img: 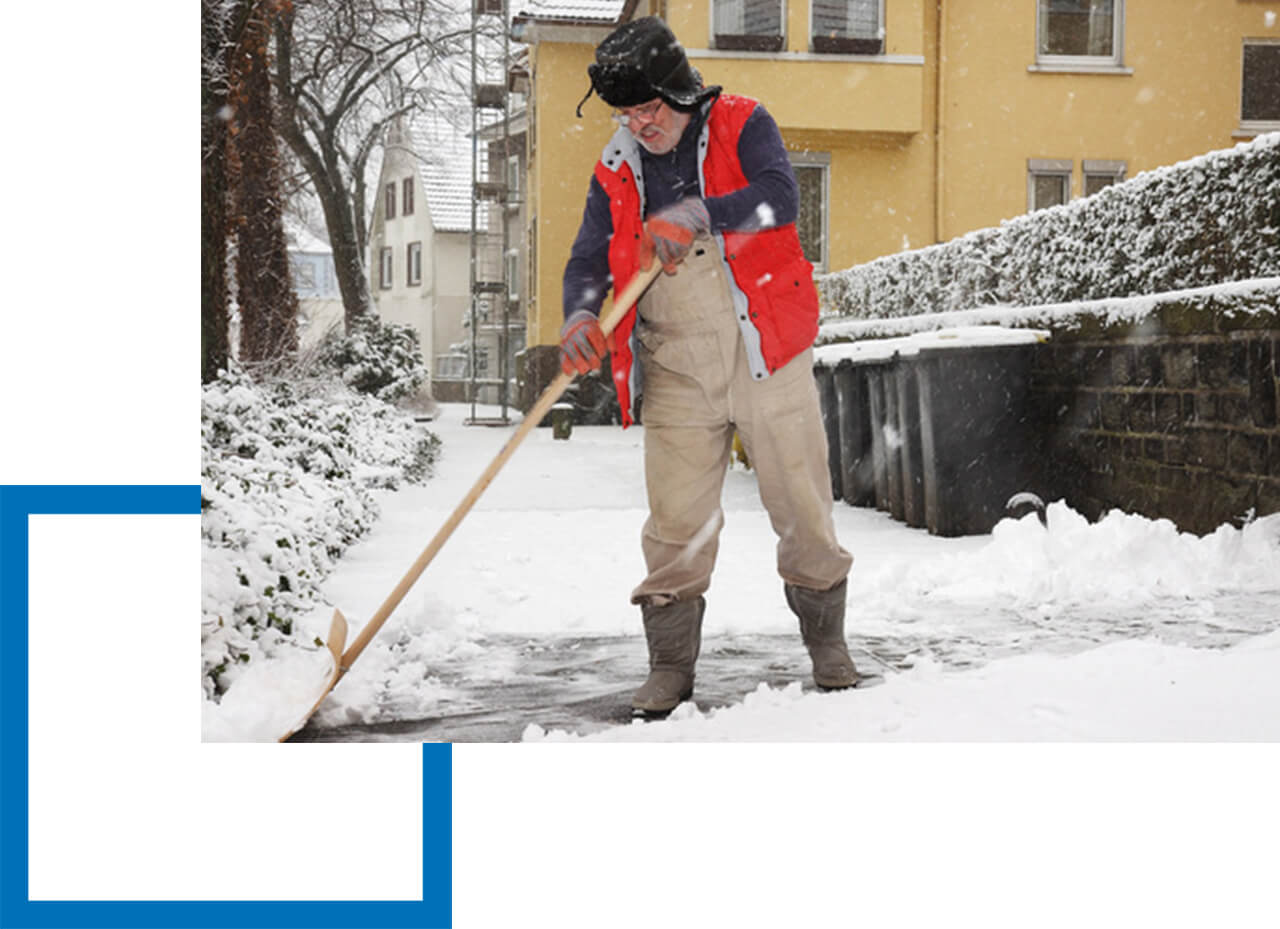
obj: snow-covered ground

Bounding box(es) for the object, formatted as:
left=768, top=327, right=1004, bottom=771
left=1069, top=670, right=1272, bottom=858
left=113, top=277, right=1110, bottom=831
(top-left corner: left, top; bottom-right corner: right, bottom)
left=203, top=402, right=1280, bottom=743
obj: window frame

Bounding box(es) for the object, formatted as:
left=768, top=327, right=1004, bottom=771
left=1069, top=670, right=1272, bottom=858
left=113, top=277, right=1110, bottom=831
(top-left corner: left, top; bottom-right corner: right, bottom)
left=402, top=177, right=415, bottom=216
left=711, top=0, right=786, bottom=52
left=384, top=182, right=396, bottom=220
left=506, top=154, right=521, bottom=209
left=291, top=256, right=318, bottom=293
left=1241, top=39, right=1280, bottom=133
left=1027, top=158, right=1073, bottom=212
left=810, top=0, right=884, bottom=55
left=379, top=246, right=393, bottom=289
left=789, top=151, right=830, bottom=273
left=407, top=241, right=422, bottom=286
left=1034, top=0, right=1125, bottom=71
left=1082, top=159, right=1126, bottom=197
left=505, top=249, right=519, bottom=302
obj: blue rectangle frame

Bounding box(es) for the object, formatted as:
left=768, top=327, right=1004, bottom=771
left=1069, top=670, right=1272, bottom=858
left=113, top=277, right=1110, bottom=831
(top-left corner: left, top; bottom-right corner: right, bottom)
left=0, top=486, right=452, bottom=929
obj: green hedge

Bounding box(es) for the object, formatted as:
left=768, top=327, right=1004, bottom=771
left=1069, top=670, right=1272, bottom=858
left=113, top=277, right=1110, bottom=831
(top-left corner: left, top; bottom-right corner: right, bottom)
left=818, top=133, right=1280, bottom=320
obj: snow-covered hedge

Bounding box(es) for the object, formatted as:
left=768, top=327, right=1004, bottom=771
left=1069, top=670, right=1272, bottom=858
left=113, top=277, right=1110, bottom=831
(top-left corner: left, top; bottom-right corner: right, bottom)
left=818, top=133, right=1280, bottom=320
left=201, top=367, right=441, bottom=698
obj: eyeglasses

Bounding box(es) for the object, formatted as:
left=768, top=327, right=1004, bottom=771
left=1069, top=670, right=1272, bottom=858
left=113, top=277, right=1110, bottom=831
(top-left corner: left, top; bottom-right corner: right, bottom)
left=612, top=99, right=664, bottom=127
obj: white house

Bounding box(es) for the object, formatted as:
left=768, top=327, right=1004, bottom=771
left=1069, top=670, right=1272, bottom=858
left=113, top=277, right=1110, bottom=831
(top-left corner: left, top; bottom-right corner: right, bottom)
left=287, top=222, right=343, bottom=350
left=367, top=121, right=476, bottom=402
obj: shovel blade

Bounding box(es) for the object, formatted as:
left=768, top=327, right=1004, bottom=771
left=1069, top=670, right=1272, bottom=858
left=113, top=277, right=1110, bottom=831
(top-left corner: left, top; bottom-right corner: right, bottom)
left=277, top=608, right=349, bottom=743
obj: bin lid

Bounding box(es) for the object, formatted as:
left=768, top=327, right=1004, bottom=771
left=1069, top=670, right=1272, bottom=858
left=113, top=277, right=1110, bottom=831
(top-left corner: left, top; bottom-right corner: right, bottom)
left=814, top=325, right=1049, bottom=368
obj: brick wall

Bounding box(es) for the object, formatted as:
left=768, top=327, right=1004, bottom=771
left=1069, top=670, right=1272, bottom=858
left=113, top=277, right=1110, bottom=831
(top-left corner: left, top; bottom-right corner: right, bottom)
left=1031, top=296, right=1279, bottom=534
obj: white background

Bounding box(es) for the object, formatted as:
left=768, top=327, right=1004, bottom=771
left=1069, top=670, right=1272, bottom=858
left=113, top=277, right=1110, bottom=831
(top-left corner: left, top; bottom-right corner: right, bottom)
left=25, top=514, right=424, bottom=901
left=2, top=3, right=1271, bottom=926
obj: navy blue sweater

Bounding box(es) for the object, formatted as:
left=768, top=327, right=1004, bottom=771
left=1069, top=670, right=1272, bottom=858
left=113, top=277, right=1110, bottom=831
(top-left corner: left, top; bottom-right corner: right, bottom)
left=562, top=101, right=798, bottom=320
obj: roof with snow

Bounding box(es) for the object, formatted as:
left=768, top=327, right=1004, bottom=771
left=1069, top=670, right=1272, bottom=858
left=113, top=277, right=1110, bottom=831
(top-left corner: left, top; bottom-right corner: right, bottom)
left=512, top=0, right=625, bottom=23
left=395, top=121, right=487, bottom=234
left=417, top=133, right=475, bottom=233
left=285, top=220, right=332, bottom=254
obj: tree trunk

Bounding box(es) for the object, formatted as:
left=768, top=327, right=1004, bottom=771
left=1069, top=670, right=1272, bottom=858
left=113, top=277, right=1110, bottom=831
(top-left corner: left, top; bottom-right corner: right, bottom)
left=232, top=1, right=299, bottom=370
left=201, top=0, right=232, bottom=384
left=314, top=166, right=373, bottom=333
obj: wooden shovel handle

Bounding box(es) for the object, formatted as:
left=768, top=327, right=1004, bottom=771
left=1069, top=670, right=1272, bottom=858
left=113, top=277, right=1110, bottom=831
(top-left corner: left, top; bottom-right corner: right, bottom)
left=337, top=261, right=662, bottom=675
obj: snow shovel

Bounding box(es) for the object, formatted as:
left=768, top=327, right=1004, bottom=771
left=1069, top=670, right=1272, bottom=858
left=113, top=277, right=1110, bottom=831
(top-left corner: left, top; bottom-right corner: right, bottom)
left=278, top=260, right=662, bottom=741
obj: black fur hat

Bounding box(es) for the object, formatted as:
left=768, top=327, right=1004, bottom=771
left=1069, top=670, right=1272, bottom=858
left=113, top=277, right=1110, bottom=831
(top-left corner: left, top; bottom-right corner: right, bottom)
left=578, top=17, right=720, bottom=116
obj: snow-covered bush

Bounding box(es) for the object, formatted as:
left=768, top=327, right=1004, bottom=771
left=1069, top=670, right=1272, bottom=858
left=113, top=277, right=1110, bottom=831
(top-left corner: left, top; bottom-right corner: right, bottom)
left=201, top=367, right=441, bottom=698
left=819, top=132, right=1280, bottom=320
left=316, top=314, right=428, bottom=403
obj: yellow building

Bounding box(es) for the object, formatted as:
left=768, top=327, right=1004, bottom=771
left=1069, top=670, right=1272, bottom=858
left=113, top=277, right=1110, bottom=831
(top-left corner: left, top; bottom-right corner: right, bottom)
left=512, top=0, right=1279, bottom=386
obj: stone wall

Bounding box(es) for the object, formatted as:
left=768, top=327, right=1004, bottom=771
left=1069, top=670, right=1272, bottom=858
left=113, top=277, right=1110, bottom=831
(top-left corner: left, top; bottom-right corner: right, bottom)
left=1030, top=295, right=1279, bottom=534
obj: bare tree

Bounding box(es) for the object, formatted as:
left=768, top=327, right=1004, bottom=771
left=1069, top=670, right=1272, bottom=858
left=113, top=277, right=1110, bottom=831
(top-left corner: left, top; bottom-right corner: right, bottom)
left=272, top=0, right=470, bottom=332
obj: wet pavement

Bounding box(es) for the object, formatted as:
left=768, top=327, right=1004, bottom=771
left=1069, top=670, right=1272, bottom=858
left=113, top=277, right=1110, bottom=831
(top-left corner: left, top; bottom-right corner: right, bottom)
left=290, top=590, right=1279, bottom=742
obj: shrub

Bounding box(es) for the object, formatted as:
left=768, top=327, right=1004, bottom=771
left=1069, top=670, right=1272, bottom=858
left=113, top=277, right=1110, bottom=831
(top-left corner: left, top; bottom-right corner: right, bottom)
left=317, top=314, right=428, bottom=403
left=200, top=366, right=441, bottom=698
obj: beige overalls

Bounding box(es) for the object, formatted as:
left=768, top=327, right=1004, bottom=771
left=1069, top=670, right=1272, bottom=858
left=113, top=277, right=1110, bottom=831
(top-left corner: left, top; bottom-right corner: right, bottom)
left=628, top=238, right=853, bottom=605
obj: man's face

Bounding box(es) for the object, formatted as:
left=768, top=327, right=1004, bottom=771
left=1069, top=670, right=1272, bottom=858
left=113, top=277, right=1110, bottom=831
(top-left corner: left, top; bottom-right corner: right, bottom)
left=615, top=98, right=691, bottom=155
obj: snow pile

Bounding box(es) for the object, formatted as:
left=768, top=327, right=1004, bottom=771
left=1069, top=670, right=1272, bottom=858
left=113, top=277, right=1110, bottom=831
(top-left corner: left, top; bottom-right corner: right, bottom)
left=851, top=503, right=1280, bottom=615
left=200, top=367, right=440, bottom=700
left=818, top=132, right=1280, bottom=320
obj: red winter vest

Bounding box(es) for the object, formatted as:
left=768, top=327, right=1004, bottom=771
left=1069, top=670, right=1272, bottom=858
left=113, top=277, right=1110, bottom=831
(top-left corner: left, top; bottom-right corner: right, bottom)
left=594, top=93, right=819, bottom=427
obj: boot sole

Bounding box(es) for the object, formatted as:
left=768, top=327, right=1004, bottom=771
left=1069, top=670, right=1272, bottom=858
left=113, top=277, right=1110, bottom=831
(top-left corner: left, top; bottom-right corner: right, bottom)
left=630, top=690, right=693, bottom=718
left=815, top=674, right=863, bottom=691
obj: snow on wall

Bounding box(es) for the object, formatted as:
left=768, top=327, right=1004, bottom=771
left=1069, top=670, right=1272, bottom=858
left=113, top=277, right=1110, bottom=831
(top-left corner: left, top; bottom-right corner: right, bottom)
left=817, top=133, right=1280, bottom=321
left=816, top=277, right=1280, bottom=349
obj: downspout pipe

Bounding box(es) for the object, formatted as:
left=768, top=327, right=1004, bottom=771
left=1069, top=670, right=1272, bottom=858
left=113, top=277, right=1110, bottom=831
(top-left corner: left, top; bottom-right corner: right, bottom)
left=934, top=0, right=946, bottom=244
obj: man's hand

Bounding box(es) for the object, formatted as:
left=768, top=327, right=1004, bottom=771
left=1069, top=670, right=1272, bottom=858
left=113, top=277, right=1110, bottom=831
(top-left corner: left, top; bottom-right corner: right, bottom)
left=642, top=197, right=711, bottom=274
left=559, top=309, right=614, bottom=376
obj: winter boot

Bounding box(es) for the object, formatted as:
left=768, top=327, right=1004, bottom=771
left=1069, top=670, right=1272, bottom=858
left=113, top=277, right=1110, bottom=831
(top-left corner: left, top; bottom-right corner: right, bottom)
left=784, top=579, right=860, bottom=690
left=632, top=596, right=705, bottom=715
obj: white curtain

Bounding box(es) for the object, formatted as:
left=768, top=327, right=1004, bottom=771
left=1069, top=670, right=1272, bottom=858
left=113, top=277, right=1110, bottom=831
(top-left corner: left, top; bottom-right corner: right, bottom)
left=813, top=0, right=879, bottom=40
left=1087, top=0, right=1114, bottom=56
left=714, top=0, right=782, bottom=36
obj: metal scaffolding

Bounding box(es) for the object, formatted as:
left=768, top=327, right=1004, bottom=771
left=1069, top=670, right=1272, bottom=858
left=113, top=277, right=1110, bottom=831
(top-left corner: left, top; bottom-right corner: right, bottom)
left=467, top=0, right=519, bottom=426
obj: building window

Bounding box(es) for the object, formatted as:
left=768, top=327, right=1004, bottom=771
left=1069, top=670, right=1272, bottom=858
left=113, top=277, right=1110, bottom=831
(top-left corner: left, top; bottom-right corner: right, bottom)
left=1028, top=158, right=1072, bottom=211
left=291, top=257, right=317, bottom=292
left=1036, top=0, right=1123, bottom=68
left=402, top=177, right=414, bottom=216
left=1242, top=40, right=1280, bottom=131
left=379, top=247, right=393, bottom=288
left=407, top=241, right=422, bottom=286
left=812, top=0, right=883, bottom=55
left=506, top=154, right=521, bottom=205
left=385, top=183, right=396, bottom=220
left=790, top=152, right=829, bottom=272
left=1082, top=159, right=1125, bottom=196
left=505, top=249, right=519, bottom=301
left=713, top=0, right=784, bottom=52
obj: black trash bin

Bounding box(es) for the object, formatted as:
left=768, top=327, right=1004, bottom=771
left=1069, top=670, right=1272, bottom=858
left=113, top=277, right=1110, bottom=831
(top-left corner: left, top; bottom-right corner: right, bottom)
left=894, top=354, right=926, bottom=528
left=831, top=359, right=875, bottom=506
left=813, top=362, right=843, bottom=501
left=916, top=342, right=1039, bottom=536
left=864, top=356, right=901, bottom=516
